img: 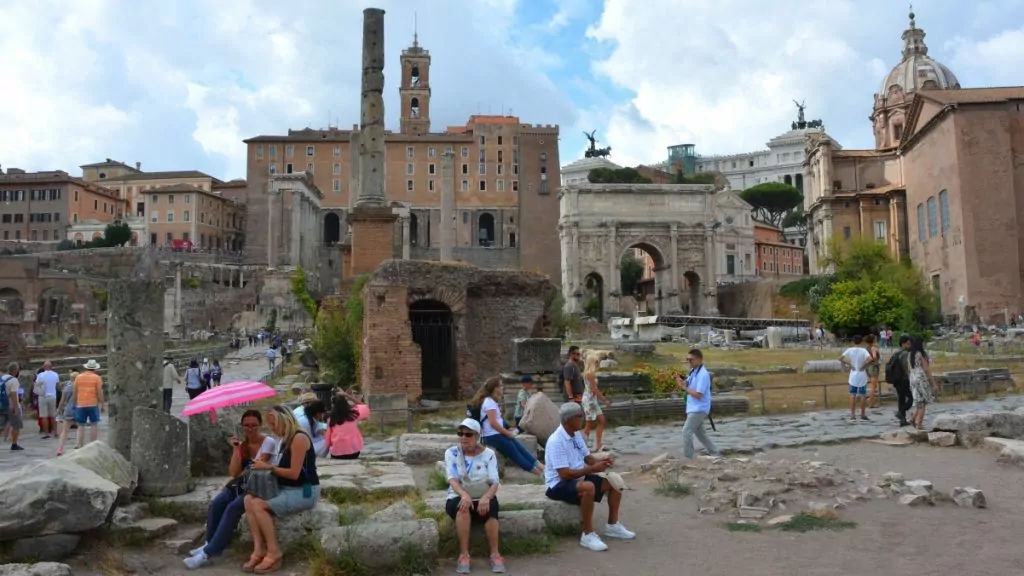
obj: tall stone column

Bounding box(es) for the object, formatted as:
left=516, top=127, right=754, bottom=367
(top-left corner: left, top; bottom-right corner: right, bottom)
left=173, top=264, right=182, bottom=327
left=704, top=230, right=719, bottom=316
left=107, top=278, right=165, bottom=460
left=670, top=223, right=679, bottom=292
left=401, top=214, right=411, bottom=259
left=291, top=191, right=302, bottom=266
left=266, top=185, right=276, bottom=267
left=440, top=151, right=455, bottom=261
left=348, top=130, right=361, bottom=210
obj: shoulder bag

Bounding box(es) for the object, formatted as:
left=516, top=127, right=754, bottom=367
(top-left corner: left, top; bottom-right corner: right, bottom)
left=457, top=448, right=492, bottom=500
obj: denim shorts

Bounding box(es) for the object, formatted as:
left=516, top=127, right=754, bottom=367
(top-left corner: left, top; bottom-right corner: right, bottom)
left=266, top=485, right=320, bottom=517
left=545, top=474, right=606, bottom=506
left=849, top=385, right=867, bottom=397
left=75, top=406, right=101, bottom=425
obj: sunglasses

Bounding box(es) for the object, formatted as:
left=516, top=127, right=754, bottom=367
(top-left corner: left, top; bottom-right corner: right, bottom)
left=456, top=431, right=477, bottom=438
left=241, top=423, right=260, bottom=429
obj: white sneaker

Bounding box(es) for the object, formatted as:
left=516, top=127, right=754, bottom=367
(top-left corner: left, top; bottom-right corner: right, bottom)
left=184, top=552, right=209, bottom=569
left=580, top=532, right=609, bottom=551
left=190, top=543, right=208, bottom=557
left=604, top=523, right=637, bottom=540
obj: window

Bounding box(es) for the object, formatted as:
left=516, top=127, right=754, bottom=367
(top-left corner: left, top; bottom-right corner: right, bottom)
left=497, top=164, right=503, bottom=175
left=842, top=226, right=851, bottom=240
left=94, top=200, right=98, bottom=210
left=306, top=146, right=315, bottom=157
left=286, top=163, right=293, bottom=174
left=167, top=211, right=175, bottom=223
left=917, top=203, right=926, bottom=242
left=428, top=163, right=436, bottom=175
left=479, top=180, right=487, bottom=191
left=72, top=213, right=78, bottom=223
left=462, top=211, right=469, bottom=223
left=497, top=180, right=505, bottom=192
left=894, top=124, right=904, bottom=141
left=833, top=180, right=842, bottom=190
left=428, top=147, right=436, bottom=157
left=306, top=163, right=314, bottom=173
left=513, top=164, right=519, bottom=175
left=168, top=195, right=175, bottom=204
left=513, top=136, right=519, bottom=145
left=285, top=145, right=294, bottom=157
left=183, top=210, right=191, bottom=222
left=462, top=164, right=469, bottom=175
left=512, top=181, right=519, bottom=192
left=497, top=136, right=503, bottom=145
left=461, top=180, right=469, bottom=191
left=479, top=149, right=486, bottom=162
left=333, top=179, right=341, bottom=192
left=497, top=150, right=503, bottom=163
left=406, top=146, right=414, bottom=158
left=874, top=220, right=887, bottom=242
left=478, top=164, right=486, bottom=175
left=166, top=232, right=173, bottom=244
left=151, top=211, right=158, bottom=223
left=461, top=147, right=469, bottom=158
left=428, top=180, right=435, bottom=192
left=927, top=196, right=938, bottom=237
left=480, top=136, right=486, bottom=145
left=270, top=145, right=277, bottom=158
left=74, top=190, right=79, bottom=202
left=407, top=180, right=414, bottom=191
left=445, top=146, right=453, bottom=154
left=255, top=145, right=263, bottom=160
left=727, top=254, right=736, bottom=275
left=333, top=146, right=341, bottom=157
left=269, top=163, right=277, bottom=174
left=333, top=163, right=341, bottom=175
left=406, top=163, right=414, bottom=175
left=938, top=189, right=950, bottom=233
left=185, top=194, right=191, bottom=204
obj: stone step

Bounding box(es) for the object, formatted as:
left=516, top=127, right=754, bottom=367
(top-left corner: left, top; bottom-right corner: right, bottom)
left=110, top=517, right=180, bottom=542
left=399, top=433, right=538, bottom=466
left=160, top=525, right=207, bottom=555
left=423, top=483, right=580, bottom=533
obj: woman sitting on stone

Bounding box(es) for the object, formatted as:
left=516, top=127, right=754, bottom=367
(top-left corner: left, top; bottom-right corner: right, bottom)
left=470, top=377, right=544, bottom=476
left=185, top=410, right=277, bottom=570
left=325, top=389, right=370, bottom=459
left=242, top=406, right=321, bottom=574
left=445, top=418, right=505, bottom=574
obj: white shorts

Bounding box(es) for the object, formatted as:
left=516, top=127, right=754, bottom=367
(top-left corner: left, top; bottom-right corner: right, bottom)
left=38, top=396, right=58, bottom=418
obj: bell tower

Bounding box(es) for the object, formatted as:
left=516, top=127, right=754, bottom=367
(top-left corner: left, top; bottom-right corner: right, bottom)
left=399, top=25, right=431, bottom=135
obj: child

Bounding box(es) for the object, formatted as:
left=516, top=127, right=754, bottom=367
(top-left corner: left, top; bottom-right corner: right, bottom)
left=513, top=375, right=534, bottom=431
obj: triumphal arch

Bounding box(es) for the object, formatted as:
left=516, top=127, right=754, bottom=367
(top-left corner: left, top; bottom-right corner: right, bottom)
left=558, top=183, right=754, bottom=320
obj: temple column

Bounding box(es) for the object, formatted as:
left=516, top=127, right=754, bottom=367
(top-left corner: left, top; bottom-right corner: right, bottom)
left=670, top=223, right=679, bottom=292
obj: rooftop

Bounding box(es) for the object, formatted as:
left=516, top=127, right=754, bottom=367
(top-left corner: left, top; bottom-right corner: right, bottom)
left=917, top=86, right=1024, bottom=105
left=102, top=170, right=220, bottom=183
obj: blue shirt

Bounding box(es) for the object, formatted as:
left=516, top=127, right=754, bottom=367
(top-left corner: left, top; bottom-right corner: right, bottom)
left=686, top=364, right=712, bottom=414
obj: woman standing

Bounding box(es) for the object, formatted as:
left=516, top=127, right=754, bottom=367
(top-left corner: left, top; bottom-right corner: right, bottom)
left=325, top=389, right=370, bottom=460
left=864, top=335, right=881, bottom=408
left=185, top=360, right=204, bottom=400
left=185, top=410, right=276, bottom=569
left=581, top=354, right=612, bottom=451
left=54, top=371, right=79, bottom=456
left=444, top=418, right=505, bottom=574
left=242, top=406, right=320, bottom=573
left=470, top=377, right=544, bottom=476
left=904, top=337, right=935, bottom=430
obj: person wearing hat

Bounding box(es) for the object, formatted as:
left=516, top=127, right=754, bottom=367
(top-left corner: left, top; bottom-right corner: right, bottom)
left=72, top=359, right=105, bottom=449
left=444, top=418, right=505, bottom=574
left=544, top=403, right=635, bottom=552
left=162, top=356, right=182, bottom=414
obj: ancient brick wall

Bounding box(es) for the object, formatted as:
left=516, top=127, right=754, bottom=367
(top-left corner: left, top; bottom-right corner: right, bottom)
left=348, top=213, right=397, bottom=276
left=410, top=246, right=520, bottom=269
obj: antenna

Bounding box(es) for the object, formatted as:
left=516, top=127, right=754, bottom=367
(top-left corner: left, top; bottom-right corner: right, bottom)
left=413, top=12, right=419, bottom=47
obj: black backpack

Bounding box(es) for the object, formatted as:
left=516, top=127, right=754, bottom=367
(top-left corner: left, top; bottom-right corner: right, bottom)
left=885, top=350, right=906, bottom=384
left=466, top=403, right=483, bottom=423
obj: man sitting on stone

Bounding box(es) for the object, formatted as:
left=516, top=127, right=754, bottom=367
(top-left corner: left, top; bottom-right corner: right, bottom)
left=544, top=403, right=635, bottom=552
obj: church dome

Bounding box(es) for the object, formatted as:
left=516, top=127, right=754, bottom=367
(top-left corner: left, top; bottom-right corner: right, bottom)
left=877, top=11, right=961, bottom=97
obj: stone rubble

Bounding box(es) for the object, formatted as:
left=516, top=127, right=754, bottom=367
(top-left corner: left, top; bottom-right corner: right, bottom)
left=0, top=563, right=73, bottom=576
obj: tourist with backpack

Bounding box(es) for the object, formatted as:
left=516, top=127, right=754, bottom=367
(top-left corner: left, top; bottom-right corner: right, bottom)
left=468, top=377, right=545, bottom=477
left=886, top=335, right=914, bottom=426
left=0, top=362, right=24, bottom=451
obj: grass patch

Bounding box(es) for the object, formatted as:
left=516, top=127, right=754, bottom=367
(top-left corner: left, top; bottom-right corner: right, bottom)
left=145, top=499, right=205, bottom=524
left=426, top=469, right=450, bottom=491
left=654, top=478, right=692, bottom=498
left=725, top=522, right=762, bottom=533
left=776, top=513, right=856, bottom=533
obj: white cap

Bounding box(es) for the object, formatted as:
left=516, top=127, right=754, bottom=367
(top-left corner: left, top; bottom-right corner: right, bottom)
left=458, top=418, right=481, bottom=435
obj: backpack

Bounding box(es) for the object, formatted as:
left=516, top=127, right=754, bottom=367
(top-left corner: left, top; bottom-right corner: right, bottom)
left=466, top=403, right=483, bottom=423
left=0, top=375, right=11, bottom=410
left=884, top=350, right=906, bottom=384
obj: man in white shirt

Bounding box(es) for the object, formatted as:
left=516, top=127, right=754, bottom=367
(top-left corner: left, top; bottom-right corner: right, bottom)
left=34, top=361, right=60, bottom=438
left=544, top=403, right=635, bottom=552
left=840, top=335, right=871, bottom=422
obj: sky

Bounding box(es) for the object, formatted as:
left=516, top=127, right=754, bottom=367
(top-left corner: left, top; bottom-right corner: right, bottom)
left=2, top=0, right=1024, bottom=182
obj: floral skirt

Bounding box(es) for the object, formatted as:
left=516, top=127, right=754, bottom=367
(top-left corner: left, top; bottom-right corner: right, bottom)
left=910, top=371, right=934, bottom=407
left=582, top=392, right=603, bottom=421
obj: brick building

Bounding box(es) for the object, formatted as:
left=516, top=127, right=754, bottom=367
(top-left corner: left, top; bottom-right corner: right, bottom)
left=805, top=9, right=1024, bottom=322
left=0, top=168, right=121, bottom=243
left=243, top=33, right=561, bottom=283
left=754, top=221, right=804, bottom=277
left=144, top=184, right=245, bottom=250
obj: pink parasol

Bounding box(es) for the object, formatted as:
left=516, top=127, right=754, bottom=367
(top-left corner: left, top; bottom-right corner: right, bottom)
left=182, top=380, right=277, bottom=423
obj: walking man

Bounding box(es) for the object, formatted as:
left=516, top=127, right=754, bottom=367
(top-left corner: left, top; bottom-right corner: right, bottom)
left=72, top=359, right=106, bottom=448
left=677, top=348, right=723, bottom=459
left=840, top=335, right=871, bottom=422
left=889, top=335, right=914, bottom=426
left=0, top=362, right=25, bottom=451
left=34, top=361, right=60, bottom=438
left=265, top=346, right=277, bottom=372
left=544, top=403, right=636, bottom=551
left=562, top=346, right=585, bottom=403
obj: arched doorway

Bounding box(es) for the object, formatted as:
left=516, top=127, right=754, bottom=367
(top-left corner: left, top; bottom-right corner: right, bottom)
left=583, top=272, right=604, bottom=321
left=0, top=288, right=24, bottom=321
left=410, top=97, right=421, bottom=118
left=683, top=271, right=702, bottom=315
left=409, top=299, right=457, bottom=400
left=784, top=174, right=793, bottom=186
left=323, top=213, right=341, bottom=245
left=410, top=214, right=419, bottom=247
left=620, top=242, right=665, bottom=315
left=794, top=173, right=804, bottom=193
left=478, top=213, right=495, bottom=246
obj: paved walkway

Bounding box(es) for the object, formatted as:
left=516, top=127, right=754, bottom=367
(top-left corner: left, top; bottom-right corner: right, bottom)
left=0, top=349, right=273, bottom=469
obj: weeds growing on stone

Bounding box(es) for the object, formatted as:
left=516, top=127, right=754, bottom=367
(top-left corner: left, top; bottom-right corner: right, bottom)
left=654, top=477, right=692, bottom=498
left=426, top=468, right=450, bottom=491
left=725, top=522, right=762, bottom=533
left=777, top=513, right=856, bottom=533
left=145, top=498, right=205, bottom=524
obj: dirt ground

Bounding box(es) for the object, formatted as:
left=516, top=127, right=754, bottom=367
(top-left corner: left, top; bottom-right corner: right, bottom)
left=508, top=442, right=1024, bottom=576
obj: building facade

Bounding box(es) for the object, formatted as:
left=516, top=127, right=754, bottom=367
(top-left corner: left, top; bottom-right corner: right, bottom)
left=142, top=184, right=246, bottom=250
left=805, top=9, right=1024, bottom=323
left=0, top=168, right=122, bottom=243
left=754, top=221, right=805, bottom=277
left=243, top=34, right=561, bottom=283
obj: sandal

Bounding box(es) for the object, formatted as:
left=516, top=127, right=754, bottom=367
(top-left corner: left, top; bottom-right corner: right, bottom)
left=242, top=554, right=265, bottom=573
left=254, top=556, right=282, bottom=574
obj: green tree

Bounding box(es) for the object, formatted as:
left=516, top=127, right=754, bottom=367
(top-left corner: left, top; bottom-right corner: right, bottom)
left=587, top=167, right=653, bottom=184
left=313, top=275, right=370, bottom=387
left=740, top=182, right=803, bottom=228
left=290, top=267, right=318, bottom=322
left=264, top=308, right=278, bottom=333
left=620, top=252, right=645, bottom=296
left=97, top=221, right=132, bottom=247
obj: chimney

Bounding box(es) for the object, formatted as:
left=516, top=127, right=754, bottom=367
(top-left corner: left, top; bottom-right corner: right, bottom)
left=135, top=161, right=141, bottom=171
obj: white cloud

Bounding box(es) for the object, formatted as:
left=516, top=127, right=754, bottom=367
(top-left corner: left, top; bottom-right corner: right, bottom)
left=947, top=27, right=1024, bottom=86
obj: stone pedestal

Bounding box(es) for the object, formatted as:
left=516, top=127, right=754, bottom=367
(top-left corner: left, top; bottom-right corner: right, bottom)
left=511, top=338, right=562, bottom=373
left=347, top=206, right=398, bottom=276
left=107, top=279, right=164, bottom=459
left=131, top=407, right=189, bottom=497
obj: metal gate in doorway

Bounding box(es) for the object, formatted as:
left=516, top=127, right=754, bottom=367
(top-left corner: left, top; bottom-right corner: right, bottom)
left=409, top=301, right=457, bottom=400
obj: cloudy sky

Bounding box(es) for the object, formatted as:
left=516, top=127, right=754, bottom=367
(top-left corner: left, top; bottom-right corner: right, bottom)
left=2, top=0, right=1023, bottom=181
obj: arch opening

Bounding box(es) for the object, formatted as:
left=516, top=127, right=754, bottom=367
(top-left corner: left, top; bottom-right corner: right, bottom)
left=0, top=288, right=24, bottom=321
left=583, top=273, right=604, bottom=321
left=783, top=174, right=793, bottom=186
left=410, top=97, right=420, bottom=118
left=410, top=214, right=419, bottom=247
left=620, top=242, right=665, bottom=316
left=478, top=213, right=495, bottom=246
left=324, top=212, right=341, bottom=245
left=409, top=299, right=457, bottom=400
left=683, top=271, right=702, bottom=315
